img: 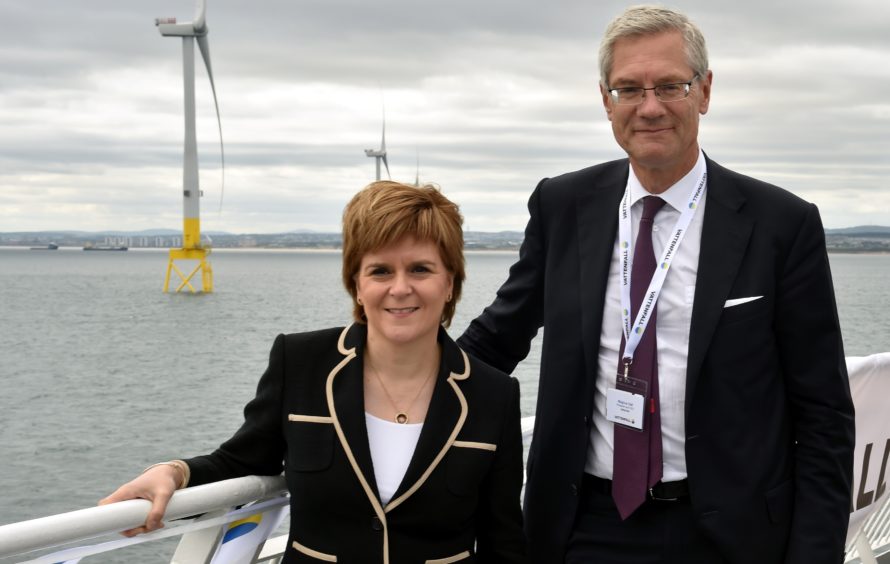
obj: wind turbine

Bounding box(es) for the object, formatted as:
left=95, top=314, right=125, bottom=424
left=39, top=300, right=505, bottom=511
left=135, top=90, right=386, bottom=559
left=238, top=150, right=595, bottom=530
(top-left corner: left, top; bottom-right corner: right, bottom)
left=364, top=107, right=390, bottom=181
left=156, top=0, right=224, bottom=293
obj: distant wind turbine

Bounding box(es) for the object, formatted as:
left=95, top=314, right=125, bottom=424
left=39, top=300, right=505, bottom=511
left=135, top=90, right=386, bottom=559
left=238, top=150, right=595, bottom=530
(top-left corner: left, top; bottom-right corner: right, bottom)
left=156, top=0, right=224, bottom=293
left=364, top=107, right=390, bottom=181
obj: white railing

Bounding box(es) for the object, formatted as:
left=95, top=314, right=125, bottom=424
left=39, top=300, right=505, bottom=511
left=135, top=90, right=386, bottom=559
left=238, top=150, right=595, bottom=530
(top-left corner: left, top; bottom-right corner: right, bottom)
left=2, top=356, right=889, bottom=564
left=0, top=419, right=536, bottom=563
left=0, top=475, right=288, bottom=563
left=847, top=493, right=890, bottom=563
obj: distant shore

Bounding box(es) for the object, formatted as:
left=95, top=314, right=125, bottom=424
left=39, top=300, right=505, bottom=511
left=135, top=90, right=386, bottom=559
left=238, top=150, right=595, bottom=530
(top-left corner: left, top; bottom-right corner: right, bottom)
left=3, top=226, right=890, bottom=254
left=2, top=244, right=887, bottom=255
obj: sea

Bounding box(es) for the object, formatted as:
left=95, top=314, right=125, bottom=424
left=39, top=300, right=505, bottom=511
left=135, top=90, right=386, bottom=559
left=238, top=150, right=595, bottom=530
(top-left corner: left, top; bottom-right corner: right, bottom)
left=1, top=247, right=888, bottom=562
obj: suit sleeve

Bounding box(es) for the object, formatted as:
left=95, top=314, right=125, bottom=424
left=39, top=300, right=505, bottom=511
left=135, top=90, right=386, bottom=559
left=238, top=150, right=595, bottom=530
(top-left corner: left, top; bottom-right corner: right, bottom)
left=475, top=377, right=529, bottom=563
left=182, top=334, right=288, bottom=485
left=458, top=181, right=547, bottom=373
left=777, top=204, right=855, bottom=563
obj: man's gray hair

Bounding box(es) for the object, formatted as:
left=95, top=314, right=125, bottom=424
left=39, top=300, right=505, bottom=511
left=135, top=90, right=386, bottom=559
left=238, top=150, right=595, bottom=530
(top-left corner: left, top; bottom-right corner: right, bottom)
left=598, top=5, right=709, bottom=87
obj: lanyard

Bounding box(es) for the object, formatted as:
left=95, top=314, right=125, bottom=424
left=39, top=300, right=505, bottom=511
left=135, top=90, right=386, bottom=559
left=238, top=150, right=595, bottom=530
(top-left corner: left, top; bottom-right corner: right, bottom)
left=617, top=171, right=707, bottom=371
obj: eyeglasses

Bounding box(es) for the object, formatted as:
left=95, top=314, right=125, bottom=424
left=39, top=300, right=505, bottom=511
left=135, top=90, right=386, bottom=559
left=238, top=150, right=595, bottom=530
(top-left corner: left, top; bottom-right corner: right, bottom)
left=608, top=75, right=699, bottom=105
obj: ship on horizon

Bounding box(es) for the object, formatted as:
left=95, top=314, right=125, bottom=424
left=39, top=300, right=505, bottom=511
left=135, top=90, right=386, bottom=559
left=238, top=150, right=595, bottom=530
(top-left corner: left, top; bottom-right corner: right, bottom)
left=83, top=243, right=127, bottom=252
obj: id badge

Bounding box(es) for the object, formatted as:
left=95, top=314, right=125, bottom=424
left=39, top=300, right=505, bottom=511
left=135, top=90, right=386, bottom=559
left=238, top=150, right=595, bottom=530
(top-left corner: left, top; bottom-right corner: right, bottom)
left=605, top=375, right=649, bottom=431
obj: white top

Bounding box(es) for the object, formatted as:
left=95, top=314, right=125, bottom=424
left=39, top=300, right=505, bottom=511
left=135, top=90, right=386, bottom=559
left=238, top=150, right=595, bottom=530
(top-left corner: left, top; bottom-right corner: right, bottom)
left=365, top=412, right=424, bottom=505
left=586, top=150, right=707, bottom=482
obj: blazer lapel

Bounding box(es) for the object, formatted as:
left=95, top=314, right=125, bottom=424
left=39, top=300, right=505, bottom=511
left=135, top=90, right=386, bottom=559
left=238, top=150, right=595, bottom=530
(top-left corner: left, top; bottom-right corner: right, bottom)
left=327, top=324, right=380, bottom=501
left=685, top=158, right=753, bottom=416
left=577, top=162, right=628, bottom=391
left=385, top=329, right=469, bottom=512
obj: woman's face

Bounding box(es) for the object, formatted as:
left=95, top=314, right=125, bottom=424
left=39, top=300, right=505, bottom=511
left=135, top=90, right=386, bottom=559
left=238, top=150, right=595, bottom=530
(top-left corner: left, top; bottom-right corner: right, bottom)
left=355, top=236, right=454, bottom=349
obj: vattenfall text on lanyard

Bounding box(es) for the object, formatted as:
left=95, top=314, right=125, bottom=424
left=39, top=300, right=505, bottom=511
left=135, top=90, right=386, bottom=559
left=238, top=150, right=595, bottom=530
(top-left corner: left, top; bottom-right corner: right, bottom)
left=617, top=171, right=707, bottom=377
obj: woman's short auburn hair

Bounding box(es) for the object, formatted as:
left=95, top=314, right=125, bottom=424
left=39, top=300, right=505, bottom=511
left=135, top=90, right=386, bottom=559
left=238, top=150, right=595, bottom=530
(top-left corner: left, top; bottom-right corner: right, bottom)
left=342, top=180, right=465, bottom=327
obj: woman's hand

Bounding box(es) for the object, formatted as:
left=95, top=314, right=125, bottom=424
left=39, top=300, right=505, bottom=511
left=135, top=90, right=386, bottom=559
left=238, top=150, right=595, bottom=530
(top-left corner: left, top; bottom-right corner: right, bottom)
left=98, top=464, right=182, bottom=536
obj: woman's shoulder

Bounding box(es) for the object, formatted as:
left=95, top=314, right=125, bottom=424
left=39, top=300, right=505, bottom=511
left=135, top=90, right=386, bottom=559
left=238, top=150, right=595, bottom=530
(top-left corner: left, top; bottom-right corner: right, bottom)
left=281, top=326, right=345, bottom=343
left=462, top=350, right=519, bottom=397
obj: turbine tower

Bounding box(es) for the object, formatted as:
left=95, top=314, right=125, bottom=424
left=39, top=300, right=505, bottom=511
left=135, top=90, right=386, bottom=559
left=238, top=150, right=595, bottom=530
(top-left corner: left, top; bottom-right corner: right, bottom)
left=364, top=108, right=390, bottom=181
left=156, top=0, right=224, bottom=293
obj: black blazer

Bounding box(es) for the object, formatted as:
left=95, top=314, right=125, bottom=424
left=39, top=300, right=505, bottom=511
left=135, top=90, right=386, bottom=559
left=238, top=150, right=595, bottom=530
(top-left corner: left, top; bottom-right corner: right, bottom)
left=184, top=324, right=528, bottom=564
left=458, top=156, right=855, bottom=564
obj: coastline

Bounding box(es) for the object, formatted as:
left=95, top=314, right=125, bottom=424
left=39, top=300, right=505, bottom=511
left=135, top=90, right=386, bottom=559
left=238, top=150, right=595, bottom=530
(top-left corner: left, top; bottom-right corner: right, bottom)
left=1, top=244, right=887, bottom=255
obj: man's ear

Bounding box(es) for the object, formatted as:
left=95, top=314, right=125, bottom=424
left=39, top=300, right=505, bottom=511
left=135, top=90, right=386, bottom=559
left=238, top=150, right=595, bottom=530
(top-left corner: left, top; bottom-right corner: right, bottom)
left=600, top=83, right=613, bottom=121
left=698, top=70, right=713, bottom=115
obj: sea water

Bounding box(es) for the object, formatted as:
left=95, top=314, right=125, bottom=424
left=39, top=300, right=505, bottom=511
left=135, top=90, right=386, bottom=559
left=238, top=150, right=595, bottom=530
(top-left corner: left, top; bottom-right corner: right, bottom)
left=0, top=248, right=887, bottom=561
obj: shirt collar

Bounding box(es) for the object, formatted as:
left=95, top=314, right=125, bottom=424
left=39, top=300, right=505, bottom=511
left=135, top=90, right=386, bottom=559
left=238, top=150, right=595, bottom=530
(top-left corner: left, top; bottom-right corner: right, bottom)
left=627, top=149, right=706, bottom=212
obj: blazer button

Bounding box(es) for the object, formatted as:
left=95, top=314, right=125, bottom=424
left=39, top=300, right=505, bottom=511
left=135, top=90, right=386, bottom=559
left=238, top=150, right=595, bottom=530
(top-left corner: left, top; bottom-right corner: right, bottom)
left=570, top=483, right=578, bottom=496
left=371, top=515, right=383, bottom=531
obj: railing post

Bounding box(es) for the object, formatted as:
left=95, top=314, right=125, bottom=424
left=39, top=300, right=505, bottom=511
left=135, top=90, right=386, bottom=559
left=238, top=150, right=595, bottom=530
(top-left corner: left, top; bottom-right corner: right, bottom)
left=855, top=532, right=878, bottom=564
left=171, top=508, right=228, bottom=564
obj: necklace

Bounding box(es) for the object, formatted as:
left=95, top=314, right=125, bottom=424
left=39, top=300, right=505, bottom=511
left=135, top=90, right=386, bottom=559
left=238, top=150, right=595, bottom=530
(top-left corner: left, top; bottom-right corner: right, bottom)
left=368, top=360, right=437, bottom=424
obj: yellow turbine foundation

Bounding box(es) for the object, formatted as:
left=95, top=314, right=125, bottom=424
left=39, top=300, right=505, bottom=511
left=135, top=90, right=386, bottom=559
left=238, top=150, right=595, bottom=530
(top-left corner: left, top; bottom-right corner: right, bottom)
left=164, top=218, right=213, bottom=293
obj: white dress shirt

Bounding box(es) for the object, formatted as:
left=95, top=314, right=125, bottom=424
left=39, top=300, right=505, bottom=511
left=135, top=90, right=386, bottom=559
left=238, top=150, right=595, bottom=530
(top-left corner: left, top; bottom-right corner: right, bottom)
left=586, top=150, right=707, bottom=482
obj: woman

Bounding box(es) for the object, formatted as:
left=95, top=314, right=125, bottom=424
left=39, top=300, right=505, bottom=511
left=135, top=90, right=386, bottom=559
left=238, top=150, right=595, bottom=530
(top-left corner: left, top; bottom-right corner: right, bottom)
left=101, top=181, right=528, bottom=563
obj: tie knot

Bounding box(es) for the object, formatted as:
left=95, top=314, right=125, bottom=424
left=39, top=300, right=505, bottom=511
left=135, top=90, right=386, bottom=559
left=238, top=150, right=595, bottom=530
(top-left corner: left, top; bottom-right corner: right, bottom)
left=641, top=196, right=666, bottom=222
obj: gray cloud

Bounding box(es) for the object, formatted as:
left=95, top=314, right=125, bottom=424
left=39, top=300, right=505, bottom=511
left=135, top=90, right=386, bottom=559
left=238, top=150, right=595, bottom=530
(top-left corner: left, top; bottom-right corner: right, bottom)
left=0, top=0, right=888, bottom=233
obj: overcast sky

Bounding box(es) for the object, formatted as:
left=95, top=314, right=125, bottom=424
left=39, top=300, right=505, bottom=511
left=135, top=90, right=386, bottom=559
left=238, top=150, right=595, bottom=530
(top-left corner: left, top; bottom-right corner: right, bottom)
left=1, top=0, right=888, bottom=234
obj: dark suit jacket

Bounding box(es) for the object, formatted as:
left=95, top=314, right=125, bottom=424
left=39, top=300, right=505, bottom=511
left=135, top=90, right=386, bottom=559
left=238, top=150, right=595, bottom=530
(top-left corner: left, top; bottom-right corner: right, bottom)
left=458, top=156, right=855, bottom=564
left=184, top=324, right=528, bottom=564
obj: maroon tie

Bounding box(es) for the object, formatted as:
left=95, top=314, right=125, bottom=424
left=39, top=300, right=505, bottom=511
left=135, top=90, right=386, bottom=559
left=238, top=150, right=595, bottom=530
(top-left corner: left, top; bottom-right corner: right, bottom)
left=612, top=195, right=665, bottom=520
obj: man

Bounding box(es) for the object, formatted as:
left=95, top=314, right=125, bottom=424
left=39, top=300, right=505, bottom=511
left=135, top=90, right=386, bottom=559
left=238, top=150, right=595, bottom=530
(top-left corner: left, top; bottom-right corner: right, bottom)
left=457, top=5, right=855, bottom=563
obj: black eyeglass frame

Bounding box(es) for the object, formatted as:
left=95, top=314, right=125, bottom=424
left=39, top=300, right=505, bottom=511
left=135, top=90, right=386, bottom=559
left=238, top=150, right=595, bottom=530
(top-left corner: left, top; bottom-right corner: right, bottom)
left=607, top=74, right=700, bottom=105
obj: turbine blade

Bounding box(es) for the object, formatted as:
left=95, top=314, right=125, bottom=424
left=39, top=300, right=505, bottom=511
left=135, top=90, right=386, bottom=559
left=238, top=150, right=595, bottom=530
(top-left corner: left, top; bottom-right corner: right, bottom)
left=197, top=35, right=225, bottom=214
left=381, top=118, right=386, bottom=151
left=415, top=150, right=420, bottom=187
left=193, top=0, right=206, bottom=33
left=383, top=155, right=391, bottom=179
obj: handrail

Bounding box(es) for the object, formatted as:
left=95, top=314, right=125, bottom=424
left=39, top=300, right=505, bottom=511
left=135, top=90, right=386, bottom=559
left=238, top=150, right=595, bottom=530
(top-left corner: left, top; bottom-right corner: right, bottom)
left=0, top=424, right=536, bottom=563
left=2, top=396, right=889, bottom=564
left=0, top=475, right=286, bottom=560
left=847, top=494, right=890, bottom=563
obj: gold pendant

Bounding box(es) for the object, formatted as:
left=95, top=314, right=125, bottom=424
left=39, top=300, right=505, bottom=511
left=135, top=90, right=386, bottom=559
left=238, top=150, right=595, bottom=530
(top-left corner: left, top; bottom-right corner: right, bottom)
left=395, top=413, right=408, bottom=424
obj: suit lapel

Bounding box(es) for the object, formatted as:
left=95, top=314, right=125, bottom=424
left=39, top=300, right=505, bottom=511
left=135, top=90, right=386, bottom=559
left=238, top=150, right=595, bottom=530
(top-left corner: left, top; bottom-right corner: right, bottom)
left=577, top=162, right=628, bottom=392
left=386, top=330, right=469, bottom=512
left=685, top=158, right=753, bottom=416
left=327, top=324, right=380, bottom=501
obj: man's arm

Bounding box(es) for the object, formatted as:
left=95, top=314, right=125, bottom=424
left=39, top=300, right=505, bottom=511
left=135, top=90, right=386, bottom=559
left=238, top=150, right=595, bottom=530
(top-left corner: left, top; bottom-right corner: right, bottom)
left=458, top=182, right=548, bottom=373
left=777, top=204, right=855, bottom=562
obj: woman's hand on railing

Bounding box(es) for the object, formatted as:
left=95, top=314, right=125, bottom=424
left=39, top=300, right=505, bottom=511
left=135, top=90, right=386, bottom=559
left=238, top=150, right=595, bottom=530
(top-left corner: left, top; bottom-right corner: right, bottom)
left=98, top=464, right=181, bottom=536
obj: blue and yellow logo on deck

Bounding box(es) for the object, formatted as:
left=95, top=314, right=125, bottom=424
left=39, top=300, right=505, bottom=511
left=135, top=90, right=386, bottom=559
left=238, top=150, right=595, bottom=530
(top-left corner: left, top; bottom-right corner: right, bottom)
left=222, top=514, right=263, bottom=544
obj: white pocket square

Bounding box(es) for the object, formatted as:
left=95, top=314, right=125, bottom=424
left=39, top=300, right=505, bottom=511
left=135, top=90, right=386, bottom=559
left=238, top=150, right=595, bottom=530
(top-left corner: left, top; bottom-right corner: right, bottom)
left=724, top=296, right=763, bottom=308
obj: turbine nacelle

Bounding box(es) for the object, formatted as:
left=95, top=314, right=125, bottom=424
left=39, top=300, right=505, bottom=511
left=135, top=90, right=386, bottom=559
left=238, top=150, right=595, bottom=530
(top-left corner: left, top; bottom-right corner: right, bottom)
left=156, top=18, right=208, bottom=37
left=156, top=0, right=208, bottom=37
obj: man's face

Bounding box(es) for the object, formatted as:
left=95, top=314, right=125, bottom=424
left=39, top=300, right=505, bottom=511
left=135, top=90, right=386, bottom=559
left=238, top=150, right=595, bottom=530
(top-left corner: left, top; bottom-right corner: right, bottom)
left=601, top=31, right=712, bottom=181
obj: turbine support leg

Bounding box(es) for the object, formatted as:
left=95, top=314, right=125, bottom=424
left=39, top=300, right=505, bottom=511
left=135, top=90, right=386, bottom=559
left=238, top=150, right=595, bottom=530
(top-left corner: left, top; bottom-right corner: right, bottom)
left=163, top=247, right=213, bottom=293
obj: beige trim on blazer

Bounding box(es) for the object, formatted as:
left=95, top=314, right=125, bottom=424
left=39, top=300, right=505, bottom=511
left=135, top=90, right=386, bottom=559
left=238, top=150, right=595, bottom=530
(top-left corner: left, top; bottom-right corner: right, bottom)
left=452, top=440, right=497, bottom=452
left=425, top=550, right=471, bottom=563
left=288, top=414, right=333, bottom=424
left=328, top=325, right=391, bottom=564
left=291, top=539, right=337, bottom=561
left=385, top=349, right=471, bottom=513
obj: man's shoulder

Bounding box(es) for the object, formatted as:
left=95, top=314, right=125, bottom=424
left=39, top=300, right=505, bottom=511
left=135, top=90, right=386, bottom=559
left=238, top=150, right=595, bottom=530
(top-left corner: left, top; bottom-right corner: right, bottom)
left=539, top=158, right=629, bottom=192
left=706, top=157, right=811, bottom=210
